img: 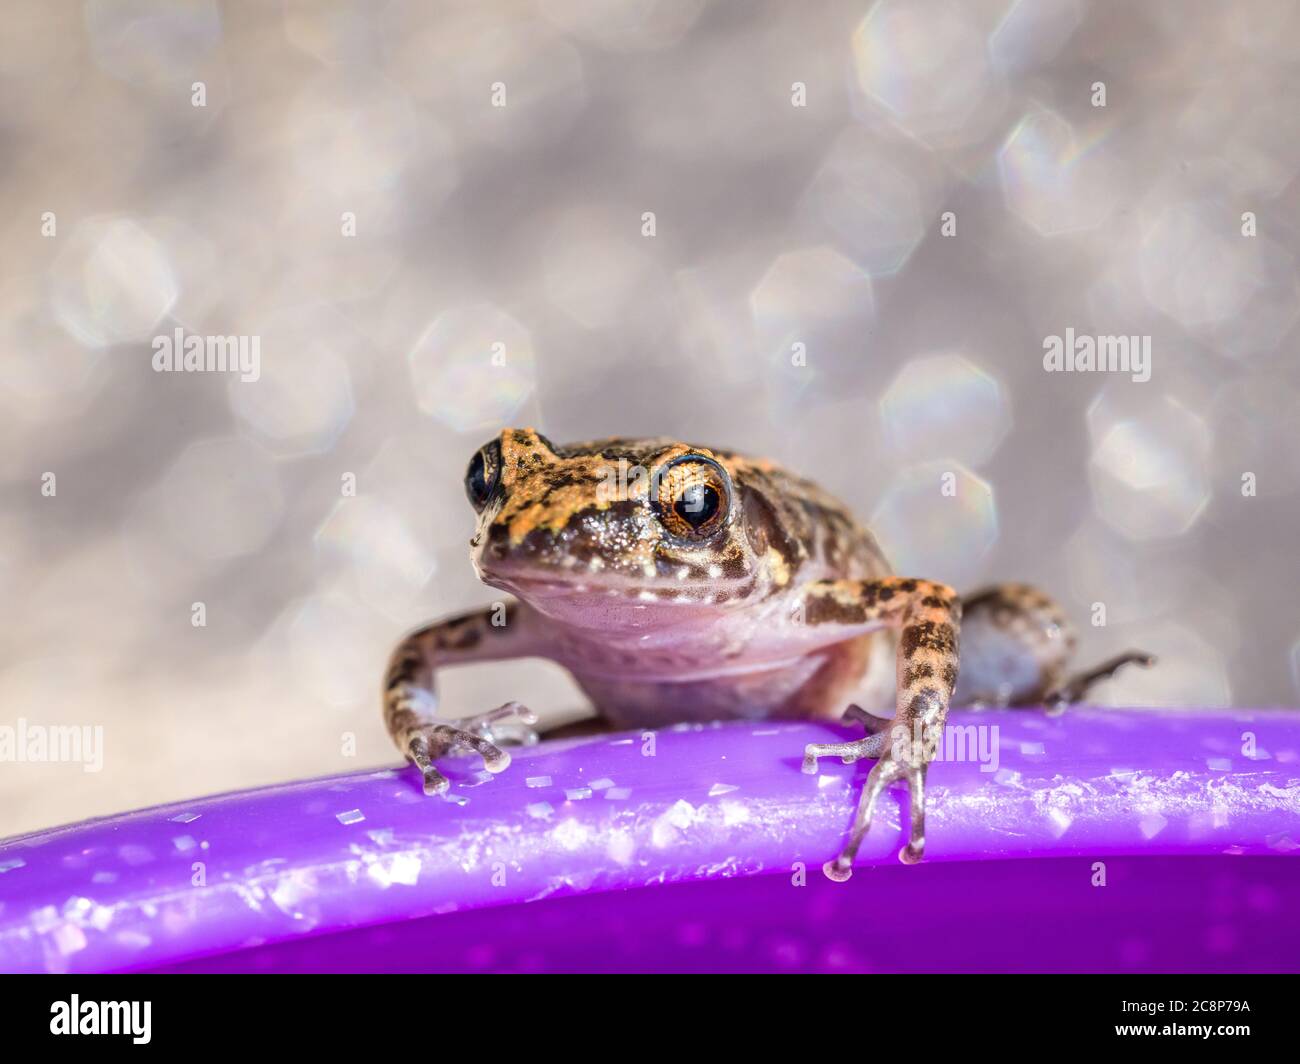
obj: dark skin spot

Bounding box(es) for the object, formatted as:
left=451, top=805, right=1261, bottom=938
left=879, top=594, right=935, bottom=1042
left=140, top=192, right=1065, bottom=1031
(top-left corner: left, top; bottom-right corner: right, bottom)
left=899, top=579, right=918, bottom=593
left=429, top=616, right=481, bottom=652
left=384, top=646, right=423, bottom=689
left=720, top=553, right=748, bottom=579
left=907, top=688, right=943, bottom=717
left=741, top=483, right=805, bottom=579
left=901, top=620, right=957, bottom=657
left=804, top=594, right=867, bottom=627
left=903, top=663, right=934, bottom=687
left=444, top=627, right=481, bottom=651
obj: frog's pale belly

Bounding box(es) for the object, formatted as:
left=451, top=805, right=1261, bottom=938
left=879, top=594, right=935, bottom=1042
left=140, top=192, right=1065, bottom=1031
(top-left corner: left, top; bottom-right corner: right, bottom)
left=572, top=659, right=824, bottom=726
left=570, top=631, right=894, bottom=728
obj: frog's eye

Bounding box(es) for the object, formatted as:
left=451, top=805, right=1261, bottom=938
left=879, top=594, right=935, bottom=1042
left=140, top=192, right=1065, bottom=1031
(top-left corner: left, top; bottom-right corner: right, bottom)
left=465, top=440, right=501, bottom=511
left=654, top=457, right=730, bottom=539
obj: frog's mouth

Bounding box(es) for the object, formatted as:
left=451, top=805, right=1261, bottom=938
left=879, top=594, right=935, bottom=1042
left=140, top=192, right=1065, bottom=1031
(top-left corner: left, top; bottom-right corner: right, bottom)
left=478, top=564, right=695, bottom=602
left=476, top=561, right=733, bottom=632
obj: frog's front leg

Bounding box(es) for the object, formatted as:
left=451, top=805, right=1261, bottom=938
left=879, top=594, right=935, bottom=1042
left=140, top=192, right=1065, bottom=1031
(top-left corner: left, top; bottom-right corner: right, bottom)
left=383, top=602, right=543, bottom=795
left=799, top=577, right=962, bottom=880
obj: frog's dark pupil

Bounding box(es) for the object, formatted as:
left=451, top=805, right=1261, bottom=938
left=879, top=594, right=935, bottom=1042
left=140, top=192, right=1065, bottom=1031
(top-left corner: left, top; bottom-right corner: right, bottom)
left=675, top=484, right=719, bottom=529
left=466, top=450, right=491, bottom=506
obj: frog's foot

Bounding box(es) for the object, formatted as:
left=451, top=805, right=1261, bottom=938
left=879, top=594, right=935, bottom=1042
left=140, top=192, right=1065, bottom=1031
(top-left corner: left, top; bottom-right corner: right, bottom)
left=801, top=704, right=890, bottom=775
left=804, top=715, right=927, bottom=881
left=819, top=754, right=928, bottom=882
left=407, top=702, right=538, bottom=795
left=1045, top=651, right=1156, bottom=710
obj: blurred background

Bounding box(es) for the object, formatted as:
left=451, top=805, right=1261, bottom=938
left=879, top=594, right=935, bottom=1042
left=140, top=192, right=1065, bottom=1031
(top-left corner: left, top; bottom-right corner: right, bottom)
left=1, top=0, right=1298, bottom=838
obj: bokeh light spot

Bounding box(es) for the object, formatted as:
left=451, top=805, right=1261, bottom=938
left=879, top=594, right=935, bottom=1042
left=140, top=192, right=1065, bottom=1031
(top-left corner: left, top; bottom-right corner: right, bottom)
left=148, top=437, right=285, bottom=561
left=408, top=304, right=536, bottom=432
left=870, top=461, right=998, bottom=588
left=1088, top=395, right=1211, bottom=541
left=999, top=109, right=1120, bottom=235
left=852, top=0, right=993, bottom=142
left=879, top=353, right=1009, bottom=466
left=49, top=217, right=179, bottom=347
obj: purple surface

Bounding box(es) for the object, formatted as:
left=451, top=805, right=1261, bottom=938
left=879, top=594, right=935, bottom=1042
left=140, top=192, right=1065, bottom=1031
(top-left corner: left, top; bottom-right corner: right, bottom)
left=1, top=708, right=1298, bottom=973
left=147, top=855, right=1300, bottom=973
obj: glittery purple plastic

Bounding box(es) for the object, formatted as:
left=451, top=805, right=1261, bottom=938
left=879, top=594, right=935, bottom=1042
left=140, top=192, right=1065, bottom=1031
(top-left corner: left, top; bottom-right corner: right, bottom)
left=1, top=709, right=1298, bottom=973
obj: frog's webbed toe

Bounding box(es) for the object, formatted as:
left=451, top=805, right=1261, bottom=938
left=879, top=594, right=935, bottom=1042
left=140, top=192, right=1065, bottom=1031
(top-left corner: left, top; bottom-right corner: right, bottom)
left=406, top=702, right=538, bottom=795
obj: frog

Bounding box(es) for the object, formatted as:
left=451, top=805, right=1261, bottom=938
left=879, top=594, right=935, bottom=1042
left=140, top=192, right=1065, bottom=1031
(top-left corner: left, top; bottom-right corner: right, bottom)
left=383, top=428, right=1154, bottom=880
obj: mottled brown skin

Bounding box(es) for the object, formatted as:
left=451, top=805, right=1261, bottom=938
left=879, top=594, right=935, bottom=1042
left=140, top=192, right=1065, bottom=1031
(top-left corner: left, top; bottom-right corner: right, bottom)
left=383, top=429, right=1153, bottom=878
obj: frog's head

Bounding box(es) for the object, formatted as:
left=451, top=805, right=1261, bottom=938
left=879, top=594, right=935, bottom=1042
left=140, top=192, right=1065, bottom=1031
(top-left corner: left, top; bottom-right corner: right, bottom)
left=466, top=428, right=794, bottom=629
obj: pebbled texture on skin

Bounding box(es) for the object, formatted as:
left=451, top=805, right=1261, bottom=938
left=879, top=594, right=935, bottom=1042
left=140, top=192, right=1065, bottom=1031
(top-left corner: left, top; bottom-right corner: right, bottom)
left=382, top=428, right=1154, bottom=875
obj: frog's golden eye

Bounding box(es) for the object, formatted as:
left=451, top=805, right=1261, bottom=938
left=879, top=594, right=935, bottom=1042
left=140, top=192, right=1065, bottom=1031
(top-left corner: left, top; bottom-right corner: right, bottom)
left=654, top=457, right=730, bottom=539
left=465, top=440, right=501, bottom=511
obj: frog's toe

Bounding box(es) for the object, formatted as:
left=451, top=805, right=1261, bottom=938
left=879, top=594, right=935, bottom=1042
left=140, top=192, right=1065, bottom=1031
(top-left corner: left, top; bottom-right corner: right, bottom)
left=1046, top=651, right=1157, bottom=708
left=430, top=723, right=512, bottom=773
left=803, top=731, right=887, bottom=774
left=841, top=703, right=891, bottom=733
left=823, top=858, right=853, bottom=883
left=453, top=701, right=539, bottom=747
left=822, top=756, right=926, bottom=881
left=407, top=735, right=451, bottom=795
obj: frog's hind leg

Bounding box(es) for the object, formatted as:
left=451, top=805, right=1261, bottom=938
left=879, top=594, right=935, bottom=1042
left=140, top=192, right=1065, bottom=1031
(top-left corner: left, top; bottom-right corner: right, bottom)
left=953, top=583, right=1154, bottom=709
